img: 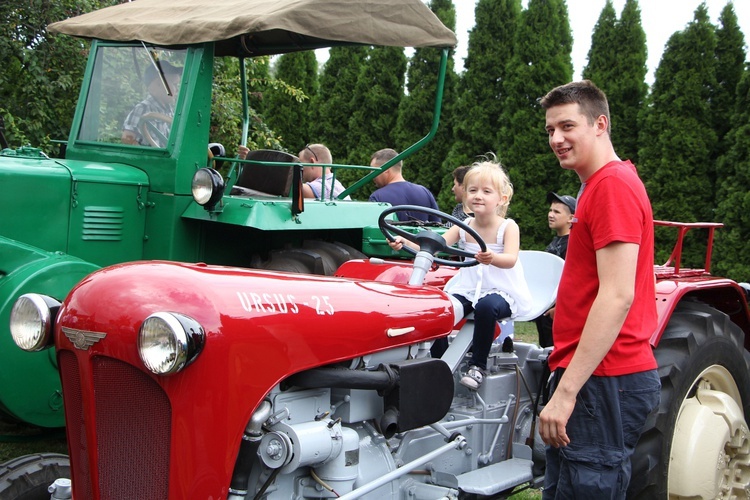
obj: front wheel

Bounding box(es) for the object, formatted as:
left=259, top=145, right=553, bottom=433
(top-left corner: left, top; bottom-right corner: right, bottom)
left=0, top=453, right=70, bottom=500
left=629, top=301, right=750, bottom=499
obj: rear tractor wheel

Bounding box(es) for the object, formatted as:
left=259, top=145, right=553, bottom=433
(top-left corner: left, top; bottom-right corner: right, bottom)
left=629, top=301, right=750, bottom=499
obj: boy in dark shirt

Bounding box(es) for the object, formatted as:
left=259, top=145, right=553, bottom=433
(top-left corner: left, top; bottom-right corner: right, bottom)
left=534, top=192, right=575, bottom=347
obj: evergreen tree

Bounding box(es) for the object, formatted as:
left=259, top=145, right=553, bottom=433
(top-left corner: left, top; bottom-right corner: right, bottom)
left=712, top=3, right=746, bottom=161
left=311, top=46, right=368, bottom=165
left=583, top=0, right=647, bottom=164
left=344, top=46, right=407, bottom=198
left=498, top=0, right=574, bottom=250
left=394, top=0, right=458, bottom=201
left=441, top=0, right=521, bottom=210
left=714, top=67, right=750, bottom=282
left=638, top=4, right=717, bottom=265
left=262, top=51, right=318, bottom=150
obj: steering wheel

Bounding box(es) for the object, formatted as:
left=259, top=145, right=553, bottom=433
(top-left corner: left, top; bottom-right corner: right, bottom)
left=138, top=112, right=173, bottom=147
left=378, top=205, right=487, bottom=268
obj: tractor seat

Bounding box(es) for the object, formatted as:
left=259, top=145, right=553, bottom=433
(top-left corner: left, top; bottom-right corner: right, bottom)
left=514, top=250, right=565, bottom=322
left=232, top=149, right=298, bottom=197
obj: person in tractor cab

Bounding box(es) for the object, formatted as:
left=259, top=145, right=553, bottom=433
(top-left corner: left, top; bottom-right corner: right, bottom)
left=369, top=148, right=440, bottom=223
left=534, top=191, right=576, bottom=348
left=121, top=61, right=182, bottom=147
left=295, top=143, right=350, bottom=200
left=539, top=80, right=660, bottom=498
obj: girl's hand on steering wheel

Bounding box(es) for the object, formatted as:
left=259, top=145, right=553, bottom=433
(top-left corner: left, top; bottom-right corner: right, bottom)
left=389, top=236, right=404, bottom=251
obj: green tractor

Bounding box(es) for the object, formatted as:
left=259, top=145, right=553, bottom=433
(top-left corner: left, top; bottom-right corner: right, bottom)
left=0, top=0, right=455, bottom=430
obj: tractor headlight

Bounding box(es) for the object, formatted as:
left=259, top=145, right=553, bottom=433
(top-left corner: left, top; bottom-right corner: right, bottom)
left=10, top=294, right=61, bottom=351
left=138, top=312, right=205, bottom=375
left=191, top=168, right=224, bottom=209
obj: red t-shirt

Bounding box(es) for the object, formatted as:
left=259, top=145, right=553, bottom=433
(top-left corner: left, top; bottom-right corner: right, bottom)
left=549, top=160, right=657, bottom=376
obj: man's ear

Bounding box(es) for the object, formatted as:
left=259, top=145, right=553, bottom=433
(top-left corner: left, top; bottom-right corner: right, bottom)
left=596, top=114, right=609, bottom=135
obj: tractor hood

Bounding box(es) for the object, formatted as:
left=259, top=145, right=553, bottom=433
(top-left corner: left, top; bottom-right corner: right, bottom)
left=58, top=260, right=455, bottom=382
left=47, top=0, right=457, bottom=56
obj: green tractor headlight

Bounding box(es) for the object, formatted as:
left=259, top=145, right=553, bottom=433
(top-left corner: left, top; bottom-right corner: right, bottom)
left=10, top=294, right=61, bottom=351
left=191, top=168, right=224, bottom=210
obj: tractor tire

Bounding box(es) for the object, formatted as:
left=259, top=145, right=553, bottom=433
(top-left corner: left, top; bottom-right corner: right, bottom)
left=256, top=241, right=367, bottom=276
left=0, top=453, right=70, bottom=500
left=628, top=300, right=750, bottom=499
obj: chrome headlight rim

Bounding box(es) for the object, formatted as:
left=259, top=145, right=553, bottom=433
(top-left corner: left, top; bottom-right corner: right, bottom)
left=191, top=167, right=224, bottom=208
left=10, top=293, right=61, bottom=352
left=138, top=312, right=205, bottom=375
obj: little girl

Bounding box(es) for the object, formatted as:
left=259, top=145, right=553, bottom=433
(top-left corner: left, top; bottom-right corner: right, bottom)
left=390, top=160, right=531, bottom=390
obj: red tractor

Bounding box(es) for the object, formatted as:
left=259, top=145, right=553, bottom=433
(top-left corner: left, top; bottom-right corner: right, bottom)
left=7, top=205, right=750, bottom=499
left=3, top=0, right=750, bottom=498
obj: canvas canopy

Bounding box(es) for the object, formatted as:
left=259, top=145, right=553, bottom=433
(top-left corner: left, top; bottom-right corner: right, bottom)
left=48, top=0, right=457, bottom=56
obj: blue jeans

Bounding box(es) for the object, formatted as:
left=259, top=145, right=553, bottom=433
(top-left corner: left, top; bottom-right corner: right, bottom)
left=453, top=293, right=511, bottom=370
left=543, top=369, right=660, bottom=499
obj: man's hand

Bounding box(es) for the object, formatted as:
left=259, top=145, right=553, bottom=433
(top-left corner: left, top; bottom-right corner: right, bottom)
left=539, top=390, right=575, bottom=447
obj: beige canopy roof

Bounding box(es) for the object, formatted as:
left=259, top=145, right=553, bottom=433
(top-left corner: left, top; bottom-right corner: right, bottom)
left=48, top=0, right=457, bottom=56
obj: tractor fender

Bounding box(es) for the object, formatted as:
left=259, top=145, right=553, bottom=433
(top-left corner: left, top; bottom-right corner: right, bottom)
left=652, top=277, right=750, bottom=348
left=0, top=236, right=99, bottom=427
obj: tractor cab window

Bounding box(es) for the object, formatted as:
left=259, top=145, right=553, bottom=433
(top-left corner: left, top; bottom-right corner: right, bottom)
left=77, top=45, right=187, bottom=149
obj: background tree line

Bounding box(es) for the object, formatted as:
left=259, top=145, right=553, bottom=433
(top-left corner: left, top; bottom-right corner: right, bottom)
left=2, top=0, right=749, bottom=281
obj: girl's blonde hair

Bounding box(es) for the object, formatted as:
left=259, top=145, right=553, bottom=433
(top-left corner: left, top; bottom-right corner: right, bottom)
left=463, top=159, right=514, bottom=217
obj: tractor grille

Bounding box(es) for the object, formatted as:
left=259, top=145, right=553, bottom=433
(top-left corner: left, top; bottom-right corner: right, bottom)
left=60, top=350, right=92, bottom=500
left=82, top=206, right=124, bottom=241
left=60, top=351, right=172, bottom=499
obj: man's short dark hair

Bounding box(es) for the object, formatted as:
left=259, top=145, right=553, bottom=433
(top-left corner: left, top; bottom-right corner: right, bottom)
left=452, top=165, right=471, bottom=184
left=540, top=80, right=611, bottom=135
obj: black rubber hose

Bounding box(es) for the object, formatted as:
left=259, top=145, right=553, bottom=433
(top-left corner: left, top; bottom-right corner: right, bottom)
left=285, top=364, right=399, bottom=392
left=229, top=437, right=261, bottom=495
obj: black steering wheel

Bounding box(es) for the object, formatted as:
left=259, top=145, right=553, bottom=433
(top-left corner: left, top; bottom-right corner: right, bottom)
left=378, top=205, right=487, bottom=268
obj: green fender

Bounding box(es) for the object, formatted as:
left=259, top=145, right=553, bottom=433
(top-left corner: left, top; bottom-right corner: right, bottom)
left=0, top=236, right=99, bottom=428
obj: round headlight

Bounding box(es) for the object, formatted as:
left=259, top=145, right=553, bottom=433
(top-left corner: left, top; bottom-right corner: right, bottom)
left=138, top=312, right=205, bottom=375
left=10, top=294, right=61, bottom=351
left=191, top=168, right=224, bottom=208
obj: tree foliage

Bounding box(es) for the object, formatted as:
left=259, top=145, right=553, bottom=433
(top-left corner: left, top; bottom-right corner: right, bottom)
left=442, top=0, right=521, bottom=209
left=712, top=3, right=746, bottom=159
left=714, top=67, right=750, bottom=282
left=394, top=0, right=458, bottom=204
left=210, top=57, right=283, bottom=157
left=583, top=0, right=647, bottom=164
left=262, top=51, right=319, bottom=150
left=342, top=46, right=407, bottom=198
left=311, top=46, right=368, bottom=164
left=638, top=4, right=718, bottom=264
left=498, top=0, right=575, bottom=250
left=0, top=0, right=124, bottom=153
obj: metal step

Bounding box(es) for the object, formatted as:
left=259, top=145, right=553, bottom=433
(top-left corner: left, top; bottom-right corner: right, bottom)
left=454, top=458, right=534, bottom=496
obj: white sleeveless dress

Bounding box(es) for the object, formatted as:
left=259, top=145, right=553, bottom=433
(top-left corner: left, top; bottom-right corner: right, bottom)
left=444, top=218, right=532, bottom=318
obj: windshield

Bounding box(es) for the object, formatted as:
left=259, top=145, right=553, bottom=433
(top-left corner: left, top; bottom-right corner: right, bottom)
left=77, top=45, right=187, bottom=148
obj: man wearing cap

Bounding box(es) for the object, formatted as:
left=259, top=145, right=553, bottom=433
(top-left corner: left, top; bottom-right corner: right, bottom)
left=122, top=61, right=182, bottom=147
left=534, top=191, right=576, bottom=347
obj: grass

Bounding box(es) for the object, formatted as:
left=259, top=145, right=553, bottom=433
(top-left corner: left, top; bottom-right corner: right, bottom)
left=0, top=418, right=68, bottom=463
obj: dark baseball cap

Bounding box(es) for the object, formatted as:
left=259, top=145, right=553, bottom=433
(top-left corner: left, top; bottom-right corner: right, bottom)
left=547, top=192, right=576, bottom=214
left=144, top=61, right=182, bottom=84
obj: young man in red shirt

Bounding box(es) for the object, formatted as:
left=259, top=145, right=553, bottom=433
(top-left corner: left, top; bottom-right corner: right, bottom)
left=539, top=80, right=660, bottom=498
